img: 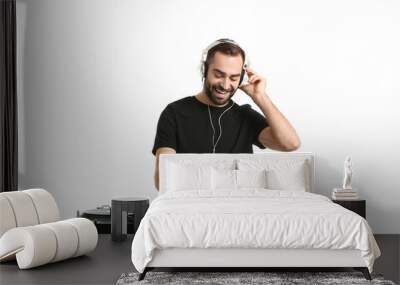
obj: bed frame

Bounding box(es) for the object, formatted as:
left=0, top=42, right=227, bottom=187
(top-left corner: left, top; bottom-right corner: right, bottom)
left=139, top=152, right=372, bottom=281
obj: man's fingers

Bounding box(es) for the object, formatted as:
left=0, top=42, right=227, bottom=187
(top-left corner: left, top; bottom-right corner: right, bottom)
left=245, top=67, right=256, bottom=77
left=245, top=66, right=255, bottom=73
left=249, top=75, right=262, bottom=84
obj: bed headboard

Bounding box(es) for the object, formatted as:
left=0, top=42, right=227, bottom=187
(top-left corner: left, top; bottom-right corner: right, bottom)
left=159, top=152, right=315, bottom=193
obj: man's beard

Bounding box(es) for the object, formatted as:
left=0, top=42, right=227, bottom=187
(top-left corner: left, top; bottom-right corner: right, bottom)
left=204, top=79, right=237, bottom=106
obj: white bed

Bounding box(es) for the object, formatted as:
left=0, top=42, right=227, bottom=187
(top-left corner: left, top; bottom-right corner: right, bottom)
left=131, top=153, right=380, bottom=281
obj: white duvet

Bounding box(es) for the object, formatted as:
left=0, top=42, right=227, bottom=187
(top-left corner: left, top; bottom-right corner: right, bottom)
left=131, top=189, right=381, bottom=273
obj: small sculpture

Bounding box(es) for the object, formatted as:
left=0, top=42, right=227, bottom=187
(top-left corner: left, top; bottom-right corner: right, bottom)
left=342, top=156, right=353, bottom=190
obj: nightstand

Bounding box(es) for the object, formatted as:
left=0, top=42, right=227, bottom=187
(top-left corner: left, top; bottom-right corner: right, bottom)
left=332, top=199, right=366, bottom=219
left=111, top=197, right=149, bottom=242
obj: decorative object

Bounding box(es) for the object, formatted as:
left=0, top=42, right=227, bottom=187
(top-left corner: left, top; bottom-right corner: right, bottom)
left=332, top=156, right=359, bottom=200
left=342, top=156, right=353, bottom=190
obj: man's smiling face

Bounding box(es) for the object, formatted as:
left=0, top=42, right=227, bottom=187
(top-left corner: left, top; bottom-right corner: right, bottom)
left=204, top=51, right=244, bottom=106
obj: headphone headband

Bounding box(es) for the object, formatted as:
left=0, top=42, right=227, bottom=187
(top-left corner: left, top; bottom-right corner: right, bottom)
left=200, top=39, right=249, bottom=85
left=201, top=39, right=248, bottom=68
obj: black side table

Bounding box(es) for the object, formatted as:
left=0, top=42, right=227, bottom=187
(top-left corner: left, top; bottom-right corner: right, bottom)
left=78, top=205, right=111, bottom=234
left=111, top=197, right=149, bottom=242
left=332, top=199, right=366, bottom=219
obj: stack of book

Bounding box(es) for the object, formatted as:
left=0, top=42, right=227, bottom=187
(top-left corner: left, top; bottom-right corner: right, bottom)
left=332, top=188, right=359, bottom=200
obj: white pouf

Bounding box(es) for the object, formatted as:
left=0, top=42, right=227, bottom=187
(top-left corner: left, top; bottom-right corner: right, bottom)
left=0, top=189, right=98, bottom=269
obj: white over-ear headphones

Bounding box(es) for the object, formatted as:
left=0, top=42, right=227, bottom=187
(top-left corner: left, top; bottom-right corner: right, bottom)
left=200, top=38, right=250, bottom=86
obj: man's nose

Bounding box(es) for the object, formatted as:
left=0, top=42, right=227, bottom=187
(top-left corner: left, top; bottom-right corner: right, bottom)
left=222, top=78, right=231, bottom=90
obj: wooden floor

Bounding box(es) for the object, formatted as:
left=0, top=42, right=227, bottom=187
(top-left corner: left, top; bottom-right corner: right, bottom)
left=0, top=234, right=398, bottom=285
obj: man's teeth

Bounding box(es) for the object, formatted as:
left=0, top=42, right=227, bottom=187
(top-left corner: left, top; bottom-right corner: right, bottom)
left=216, top=89, right=227, bottom=94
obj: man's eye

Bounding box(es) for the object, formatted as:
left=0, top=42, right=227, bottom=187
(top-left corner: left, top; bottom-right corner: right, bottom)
left=215, top=74, right=223, bottom=78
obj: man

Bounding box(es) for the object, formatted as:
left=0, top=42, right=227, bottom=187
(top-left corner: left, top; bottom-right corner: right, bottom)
left=152, top=39, right=301, bottom=190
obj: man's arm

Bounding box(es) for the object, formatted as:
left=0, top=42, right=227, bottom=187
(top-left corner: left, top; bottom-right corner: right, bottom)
left=154, top=147, right=176, bottom=191
left=255, top=95, right=301, bottom=152
left=240, top=67, right=301, bottom=152
left=152, top=104, right=177, bottom=191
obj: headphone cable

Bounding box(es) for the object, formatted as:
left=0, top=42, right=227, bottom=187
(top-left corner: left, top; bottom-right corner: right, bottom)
left=207, top=101, right=235, bottom=153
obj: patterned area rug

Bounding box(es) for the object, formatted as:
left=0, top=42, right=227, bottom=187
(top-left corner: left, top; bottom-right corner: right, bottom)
left=116, top=271, right=396, bottom=285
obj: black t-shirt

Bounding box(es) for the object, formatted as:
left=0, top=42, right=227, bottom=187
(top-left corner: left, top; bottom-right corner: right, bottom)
left=152, top=96, right=269, bottom=155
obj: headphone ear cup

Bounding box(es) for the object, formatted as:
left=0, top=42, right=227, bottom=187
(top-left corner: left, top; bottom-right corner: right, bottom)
left=203, top=62, right=208, bottom=81
left=239, top=70, right=244, bottom=85
left=239, top=70, right=249, bottom=86
left=200, top=62, right=205, bottom=81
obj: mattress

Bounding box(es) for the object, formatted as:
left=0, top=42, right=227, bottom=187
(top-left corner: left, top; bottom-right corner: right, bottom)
left=131, top=189, right=381, bottom=273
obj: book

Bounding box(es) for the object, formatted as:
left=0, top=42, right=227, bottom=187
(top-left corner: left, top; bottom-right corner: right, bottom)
left=332, top=193, right=360, bottom=200
left=332, top=192, right=358, bottom=197
left=332, top=196, right=360, bottom=201
left=333, top=188, right=358, bottom=193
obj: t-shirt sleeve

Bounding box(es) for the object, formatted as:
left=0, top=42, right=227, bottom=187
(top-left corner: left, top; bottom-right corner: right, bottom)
left=243, top=105, right=269, bottom=149
left=152, top=105, right=177, bottom=155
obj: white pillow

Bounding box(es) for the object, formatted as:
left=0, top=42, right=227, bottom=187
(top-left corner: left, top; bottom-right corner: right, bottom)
left=265, top=165, right=307, bottom=191
left=165, top=162, right=212, bottom=192
left=211, top=168, right=236, bottom=190
left=236, top=169, right=268, bottom=189
left=237, top=159, right=310, bottom=192
left=211, top=168, right=268, bottom=190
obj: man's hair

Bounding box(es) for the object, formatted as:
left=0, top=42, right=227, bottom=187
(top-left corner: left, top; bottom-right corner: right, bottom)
left=205, top=41, right=245, bottom=66
left=203, top=39, right=246, bottom=80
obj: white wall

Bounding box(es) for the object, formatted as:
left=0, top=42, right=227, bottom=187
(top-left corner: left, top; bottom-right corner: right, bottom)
left=16, top=0, right=400, bottom=233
